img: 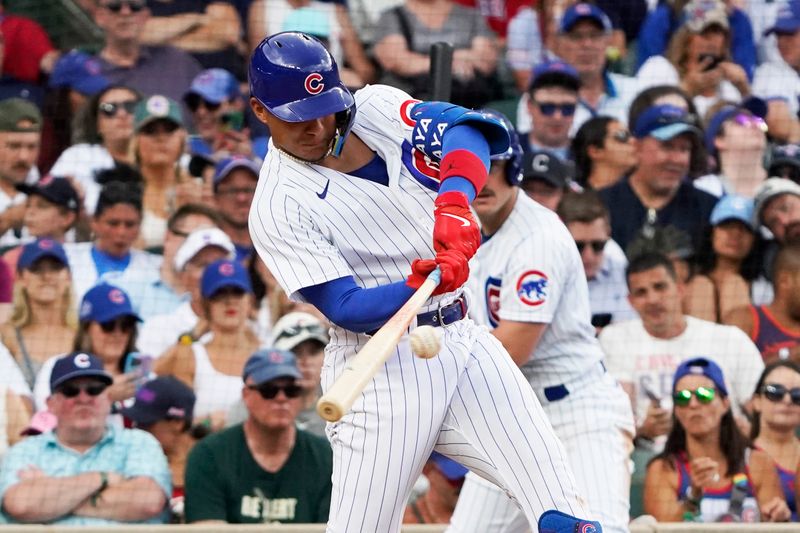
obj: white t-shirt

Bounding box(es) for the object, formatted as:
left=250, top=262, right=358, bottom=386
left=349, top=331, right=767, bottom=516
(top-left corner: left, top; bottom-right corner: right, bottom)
left=0, top=343, right=32, bottom=400
left=752, top=56, right=800, bottom=118
left=49, top=143, right=116, bottom=215
left=137, top=300, right=198, bottom=359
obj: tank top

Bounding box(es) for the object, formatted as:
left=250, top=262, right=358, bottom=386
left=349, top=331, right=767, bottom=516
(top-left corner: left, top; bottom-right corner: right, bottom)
left=750, top=305, right=800, bottom=361
left=675, top=452, right=759, bottom=522
left=191, top=339, right=244, bottom=420
left=753, top=444, right=798, bottom=521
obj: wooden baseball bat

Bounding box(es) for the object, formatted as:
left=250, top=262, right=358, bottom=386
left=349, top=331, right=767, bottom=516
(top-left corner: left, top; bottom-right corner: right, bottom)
left=430, top=42, right=453, bottom=102
left=316, top=267, right=443, bottom=422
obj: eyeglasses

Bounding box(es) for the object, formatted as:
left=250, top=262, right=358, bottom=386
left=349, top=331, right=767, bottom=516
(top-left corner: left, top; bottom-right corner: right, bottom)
left=532, top=101, right=576, bottom=117
left=139, top=121, right=180, bottom=136
left=673, top=386, right=716, bottom=407
left=575, top=240, right=607, bottom=254
left=761, top=383, right=800, bottom=406
left=609, top=130, right=631, bottom=143
left=101, top=0, right=146, bottom=13
left=248, top=383, right=304, bottom=400
left=99, top=317, right=136, bottom=334
left=731, top=113, right=768, bottom=133
left=57, top=381, right=109, bottom=398
left=98, top=100, right=138, bottom=118
left=185, top=94, right=221, bottom=113
left=216, top=186, right=257, bottom=198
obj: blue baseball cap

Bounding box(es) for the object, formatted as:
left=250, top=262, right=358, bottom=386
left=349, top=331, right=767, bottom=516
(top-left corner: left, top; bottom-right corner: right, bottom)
left=632, top=104, right=701, bottom=141
left=710, top=195, right=755, bottom=230
left=184, top=68, right=240, bottom=105
left=50, top=351, right=113, bottom=392
left=528, top=60, right=580, bottom=92
left=79, top=284, right=141, bottom=324
left=49, top=50, right=110, bottom=96
left=538, top=510, right=601, bottom=533
left=121, top=376, right=196, bottom=426
left=17, top=174, right=80, bottom=212
left=213, top=156, right=261, bottom=188
left=243, top=348, right=302, bottom=385
left=200, top=259, right=253, bottom=299
left=673, top=356, right=728, bottom=396
left=765, top=0, right=800, bottom=35
left=559, top=2, right=612, bottom=33
left=704, top=97, right=767, bottom=154
left=430, top=452, right=468, bottom=481
left=17, top=238, right=69, bottom=272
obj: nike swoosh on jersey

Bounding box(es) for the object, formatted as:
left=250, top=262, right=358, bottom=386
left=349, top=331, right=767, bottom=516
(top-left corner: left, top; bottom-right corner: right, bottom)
left=442, top=213, right=470, bottom=227
left=317, top=180, right=330, bottom=199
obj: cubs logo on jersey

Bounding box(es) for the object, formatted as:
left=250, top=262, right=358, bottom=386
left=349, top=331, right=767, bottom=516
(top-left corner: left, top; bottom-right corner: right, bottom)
left=516, top=270, right=548, bottom=307
left=484, top=276, right=502, bottom=327
left=401, top=140, right=440, bottom=192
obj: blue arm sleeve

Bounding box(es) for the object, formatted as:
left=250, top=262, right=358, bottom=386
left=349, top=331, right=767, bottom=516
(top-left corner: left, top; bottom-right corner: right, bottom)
left=436, top=124, right=491, bottom=202
left=299, top=276, right=416, bottom=333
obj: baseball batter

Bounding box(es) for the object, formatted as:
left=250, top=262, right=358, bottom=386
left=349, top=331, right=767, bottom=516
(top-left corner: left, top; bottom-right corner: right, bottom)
left=247, top=32, right=594, bottom=532
left=448, top=113, right=635, bottom=533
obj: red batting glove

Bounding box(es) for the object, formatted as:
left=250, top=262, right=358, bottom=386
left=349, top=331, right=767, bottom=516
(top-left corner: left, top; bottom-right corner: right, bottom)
left=406, top=250, right=469, bottom=296
left=433, top=191, right=480, bottom=260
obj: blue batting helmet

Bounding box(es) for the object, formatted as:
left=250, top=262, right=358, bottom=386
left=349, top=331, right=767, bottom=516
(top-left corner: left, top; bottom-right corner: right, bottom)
left=249, top=32, right=356, bottom=156
left=482, top=109, right=523, bottom=186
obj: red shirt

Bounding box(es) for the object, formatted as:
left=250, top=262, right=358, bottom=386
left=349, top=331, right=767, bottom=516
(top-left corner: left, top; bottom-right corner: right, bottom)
left=1, top=14, right=54, bottom=83
left=452, top=0, right=534, bottom=38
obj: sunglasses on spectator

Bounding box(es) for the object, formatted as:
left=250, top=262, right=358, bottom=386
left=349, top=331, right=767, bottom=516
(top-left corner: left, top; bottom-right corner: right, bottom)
left=575, top=240, right=607, bottom=254
left=185, top=94, right=222, bottom=113
left=99, top=317, right=136, bottom=334
left=139, top=121, right=180, bottom=136
left=101, top=0, right=146, bottom=13
left=731, top=113, right=768, bottom=133
left=532, top=101, right=576, bottom=117
left=673, top=386, right=716, bottom=407
left=98, top=100, right=138, bottom=118
left=248, top=382, right=304, bottom=400
left=761, top=383, right=800, bottom=406
left=609, top=130, right=631, bottom=143
left=57, top=381, right=109, bottom=398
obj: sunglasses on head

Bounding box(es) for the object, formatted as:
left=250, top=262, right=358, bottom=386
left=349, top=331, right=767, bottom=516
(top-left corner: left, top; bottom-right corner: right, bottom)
left=731, top=113, right=768, bottom=133
left=98, top=100, right=138, bottom=118
left=761, top=383, right=800, bottom=406
left=673, top=386, right=716, bottom=407
left=58, top=381, right=109, bottom=398
left=575, top=239, right=607, bottom=254
left=139, top=120, right=180, bottom=136
left=101, top=0, right=146, bottom=13
left=532, top=101, right=576, bottom=117
left=99, top=317, right=136, bottom=334
left=609, top=130, right=631, bottom=143
left=185, top=94, right=222, bottom=113
left=248, top=382, right=304, bottom=400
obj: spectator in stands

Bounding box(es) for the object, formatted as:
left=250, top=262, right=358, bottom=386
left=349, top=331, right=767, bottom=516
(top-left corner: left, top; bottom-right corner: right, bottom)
left=270, top=312, right=328, bottom=437
left=64, top=178, right=161, bottom=312
left=754, top=178, right=800, bottom=246
left=600, top=253, right=764, bottom=454
left=137, top=203, right=223, bottom=320
left=373, top=0, right=499, bottom=108
left=598, top=104, right=718, bottom=252
left=571, top=116, right=637, bottom=190
left=504, top=0, right=551, bottom=93
left=403, top=452, right=467, bottom=524
left=33, top=283, right=144, bottom=411
left=0, top=0, right=59, bottom=84
left=184, top=69, right=251, bottom=160
left=121, top=375, right=197, bottom=523
left=0, top=382, right=31, bottom=454
left=142, top=0, right=242, bottom=77
left=0, top=239, right=76, bottom=390
left=250, top=0, right=374, bottom=91
left=92, top=0, right=202, bottom=108
left=212, top=156, right=258, bottom=261
left=725, top=242, right=800, bottom=363
left=643, top=357, right=790, bottom=523
left=752, top=0, right=800, bottom=144
left=0, top=351, right=171, bottom=525
left=520, top=60, right=580, bottom=159
left=769, top=144, right=800, bottom=184
left=695, top=98, right=770, bottom=198
left=184, top=347, right=332, bottom=523
left=155, top=259, right=260, bottom=431
left=0, top=99, right=42, bottom=248
left=138, top=226, right=235, bottom=357
left=518, top=150, right=571, bottom=211
left=749, top=361, right=800, bottom=521
left=50, top=85, right=141, bottom=215
left=557, top=191, right=636, bottom=329
left=637, top=0, right=751, bottom=121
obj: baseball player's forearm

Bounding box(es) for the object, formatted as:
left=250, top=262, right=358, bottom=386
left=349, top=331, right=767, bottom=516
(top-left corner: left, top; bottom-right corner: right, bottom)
left=492, top=320, right=545, bottom=367
left=438, top=124, right=491, bottom=201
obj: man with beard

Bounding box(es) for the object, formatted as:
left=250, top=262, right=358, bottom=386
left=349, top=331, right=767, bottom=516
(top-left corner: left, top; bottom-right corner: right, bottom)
left=754, top=178, right=800, bottom=245
left=212, top=156, right=259, bottom=262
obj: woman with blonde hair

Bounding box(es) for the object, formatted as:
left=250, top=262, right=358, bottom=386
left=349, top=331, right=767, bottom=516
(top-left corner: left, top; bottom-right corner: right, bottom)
left=0, top=239, right=76, bottom=390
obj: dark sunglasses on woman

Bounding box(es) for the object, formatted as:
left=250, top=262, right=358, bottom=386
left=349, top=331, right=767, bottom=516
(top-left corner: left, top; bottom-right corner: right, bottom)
left=761, top=383, right=800, bottom=406
left=99, top=317, right=136, bottom=334
left=102, top=0, right=146, bottom=13
left=673, top=386, right=716, bottom=406
left=98, top=100, right=138, bottom=118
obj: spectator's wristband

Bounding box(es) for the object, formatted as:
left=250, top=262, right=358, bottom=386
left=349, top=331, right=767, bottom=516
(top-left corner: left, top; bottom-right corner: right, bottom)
left=90, top=471, right=109, bottom=507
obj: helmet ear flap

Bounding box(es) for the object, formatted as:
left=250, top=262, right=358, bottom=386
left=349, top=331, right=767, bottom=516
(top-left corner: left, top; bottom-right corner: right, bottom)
left=331, top=105, right=357, bottom=157
left=481, top=108, right=523, bottom=186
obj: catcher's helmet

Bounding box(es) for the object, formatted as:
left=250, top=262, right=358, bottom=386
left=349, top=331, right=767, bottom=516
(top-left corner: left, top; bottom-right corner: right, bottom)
left=483, top=109, right=523, bottom=186
left=249, top=32, right=356, bottom=157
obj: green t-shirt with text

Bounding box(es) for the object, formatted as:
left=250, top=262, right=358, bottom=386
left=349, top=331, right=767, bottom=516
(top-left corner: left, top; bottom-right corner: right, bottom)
left=184, top=424, right=332, bottom=523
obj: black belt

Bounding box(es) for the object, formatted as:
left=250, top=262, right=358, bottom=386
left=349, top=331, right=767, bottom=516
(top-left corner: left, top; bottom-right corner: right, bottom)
left=417, top=295, right=468, bottom=327
left=543, top=361, right=607, bottom=402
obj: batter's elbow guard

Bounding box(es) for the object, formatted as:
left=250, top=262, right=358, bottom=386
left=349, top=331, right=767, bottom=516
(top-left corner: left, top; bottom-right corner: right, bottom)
left=538, top=510, right=602, bottom=533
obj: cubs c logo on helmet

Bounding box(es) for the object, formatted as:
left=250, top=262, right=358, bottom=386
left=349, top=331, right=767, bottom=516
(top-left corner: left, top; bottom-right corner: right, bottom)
left=304, top=73, right=324, bottom=95
left=516, top=270, right=548, bottom=307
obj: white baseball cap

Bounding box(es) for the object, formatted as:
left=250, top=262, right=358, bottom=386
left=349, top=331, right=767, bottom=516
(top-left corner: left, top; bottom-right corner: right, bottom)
left=271, top=312, right=328, bottom=351
left=174, top=227, right=235, bottom=271
left=753, top=177, right=800, bottom=225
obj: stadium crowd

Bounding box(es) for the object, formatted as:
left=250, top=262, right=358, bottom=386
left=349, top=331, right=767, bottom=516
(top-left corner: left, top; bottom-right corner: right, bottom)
left=0, top=0, right=797, bottom=527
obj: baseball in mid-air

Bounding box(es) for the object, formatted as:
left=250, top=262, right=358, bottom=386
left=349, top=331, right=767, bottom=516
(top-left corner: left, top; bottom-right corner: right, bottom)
left=410, top=325, right=441, bottom=359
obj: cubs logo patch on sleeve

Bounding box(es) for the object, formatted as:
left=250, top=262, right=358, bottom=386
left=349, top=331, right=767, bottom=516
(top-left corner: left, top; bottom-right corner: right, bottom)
left=516, top=270, right=548, bottom=306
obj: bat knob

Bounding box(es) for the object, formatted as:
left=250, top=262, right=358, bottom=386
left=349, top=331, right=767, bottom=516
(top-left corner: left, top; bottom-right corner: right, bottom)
left=317, top=397, right=344, bottom=422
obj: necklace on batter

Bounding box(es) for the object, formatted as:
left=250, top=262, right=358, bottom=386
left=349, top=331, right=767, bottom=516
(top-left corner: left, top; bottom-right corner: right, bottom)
left=275, top=143, right=333, bottom=165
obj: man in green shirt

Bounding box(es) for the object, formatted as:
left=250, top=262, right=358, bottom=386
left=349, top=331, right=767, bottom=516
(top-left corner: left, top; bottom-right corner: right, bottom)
left=184, top=348, right=332, bottom=524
